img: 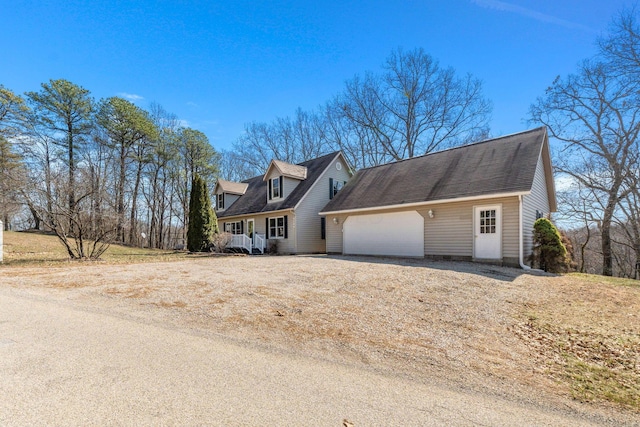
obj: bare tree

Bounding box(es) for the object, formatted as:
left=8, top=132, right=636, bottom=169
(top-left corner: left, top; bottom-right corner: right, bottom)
left=531, top=57, right=640, bottom=276
left=340, top=48, right=492, bottom=161
left=324, top=96, right=391, bottom=170
left=28, top=160, right=117, bottom=259
left=230, top=107, right=330, bottom=176
left=218, top=149, right=257, bottom=182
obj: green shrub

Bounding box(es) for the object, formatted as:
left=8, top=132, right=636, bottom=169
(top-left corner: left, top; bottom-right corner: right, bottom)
left=532, top=218, right=569, bottom=273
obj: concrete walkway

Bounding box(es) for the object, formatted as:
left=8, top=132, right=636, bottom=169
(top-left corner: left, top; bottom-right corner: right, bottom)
left=0, top=288, right=605, bottom=426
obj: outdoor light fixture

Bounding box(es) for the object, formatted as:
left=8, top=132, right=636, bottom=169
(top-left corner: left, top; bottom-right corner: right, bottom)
left=332, top=217, right=339, bottom=225
left=428, top=209, right=434, bottom=218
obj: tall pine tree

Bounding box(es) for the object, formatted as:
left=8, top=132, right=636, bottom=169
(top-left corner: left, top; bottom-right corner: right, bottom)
left=187, top=174, right=217, bottom=252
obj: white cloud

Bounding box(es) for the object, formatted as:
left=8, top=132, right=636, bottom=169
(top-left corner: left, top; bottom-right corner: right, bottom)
left=471, top=0, right=593, bottom=32
left=186, top=101, right=199, bottom=108
left=117, top=92, right=144, bottom=101
left=177, top=119, right=190, bottom=128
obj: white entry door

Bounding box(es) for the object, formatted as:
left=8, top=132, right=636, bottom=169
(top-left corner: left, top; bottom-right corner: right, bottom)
left=247, top=218, right=255, bottom=241
left=474, top=205, right=501, bottom=259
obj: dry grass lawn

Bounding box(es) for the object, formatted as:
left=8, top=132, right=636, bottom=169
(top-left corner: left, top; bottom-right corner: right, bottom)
left=1, top=231, right=639, bottom=417
left=0, top=231, right=185, bottom=266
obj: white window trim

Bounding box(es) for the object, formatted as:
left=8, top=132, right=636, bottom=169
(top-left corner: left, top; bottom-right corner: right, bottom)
left=270, top=177, right=281, bottom=200
left=268, top=216, right=285, bottom=239
left=217, top=193, right=224, bottom=210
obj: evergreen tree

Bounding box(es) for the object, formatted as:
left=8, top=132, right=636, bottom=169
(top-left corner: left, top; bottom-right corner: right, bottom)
left=187, top=174, right=217, bottom=252
left=532, top=218, right=569, bottom=273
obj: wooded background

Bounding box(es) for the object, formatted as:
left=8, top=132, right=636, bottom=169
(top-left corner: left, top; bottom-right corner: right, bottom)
left=2, top=10, right=640, bottom=276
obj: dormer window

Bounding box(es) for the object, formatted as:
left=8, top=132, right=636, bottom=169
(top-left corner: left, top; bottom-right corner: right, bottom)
left=269, top=176, right=283, bottom=200
left=333, top=180, right=344, bottom=196
left=217, top=193, right=224, bottom=210
left=329, top=178, right=346, bottom=199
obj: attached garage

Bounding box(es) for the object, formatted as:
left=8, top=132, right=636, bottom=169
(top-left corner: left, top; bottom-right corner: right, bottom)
left=343, top=211, right=424, bottom=257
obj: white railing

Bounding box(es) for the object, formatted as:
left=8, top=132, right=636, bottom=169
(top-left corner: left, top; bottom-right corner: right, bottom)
left=254, top=233, right=265, bottom=254
left=230, top=234, right=252, bottom=253
left=229, top=233, right=266, bottom=254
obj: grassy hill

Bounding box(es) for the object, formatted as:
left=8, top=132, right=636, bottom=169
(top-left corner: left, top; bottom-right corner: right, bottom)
left=0, top=231, right=186, bottom=266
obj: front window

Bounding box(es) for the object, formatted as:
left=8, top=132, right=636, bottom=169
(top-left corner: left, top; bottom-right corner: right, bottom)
left=217, top=193, right=224, bottom=210
left=269, top=216, right=285, bottom=239
left=271, top=177, right=280, bottom=199
left=225, top=221, right=242, bottom=235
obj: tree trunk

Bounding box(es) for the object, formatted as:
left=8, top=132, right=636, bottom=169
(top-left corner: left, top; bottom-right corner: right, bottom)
left=67, top=124, right=75, bottom=233
left=601, top=198, right=616, bottom=276
left=116, top=146, right=126, bottom=243
left=128, top=160, right=144, bottom=246
left=580, top=226, right=590, bottom=274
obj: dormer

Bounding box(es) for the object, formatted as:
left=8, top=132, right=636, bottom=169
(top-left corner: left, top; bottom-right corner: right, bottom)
left=213, top=179, right=248, bottom=212
left=263, top=159, right=308, bottom=203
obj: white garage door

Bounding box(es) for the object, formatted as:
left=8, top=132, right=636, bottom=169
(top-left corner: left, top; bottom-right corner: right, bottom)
left=343, top=211, right=424, bottom=257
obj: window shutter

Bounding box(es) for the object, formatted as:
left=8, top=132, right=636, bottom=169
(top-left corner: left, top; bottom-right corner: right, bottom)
left=268, top=180, right=272, bottom=200
left=284, top=215, right=288, bottom=239
left=329, top=178, right=334, bottom=199
left=266, top=218, right=269, bottom=237
left=222, top=193, right=225, bottom=209
left=321, top=217, right=326, bottom=240
left=279, top=176, right=283, bottom=198
left=240, top=220, right=244, bottom=235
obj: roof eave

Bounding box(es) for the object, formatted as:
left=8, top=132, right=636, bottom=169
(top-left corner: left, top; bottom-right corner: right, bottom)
left=217, top=207, right=295, bottom=220
left=319, top=191, right=530, bottom=216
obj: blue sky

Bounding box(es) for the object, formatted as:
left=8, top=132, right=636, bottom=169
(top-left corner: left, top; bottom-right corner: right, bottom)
left=1, top=0, right=633, bottom=151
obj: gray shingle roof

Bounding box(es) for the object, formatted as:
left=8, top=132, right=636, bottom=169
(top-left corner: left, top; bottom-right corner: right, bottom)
left=217, top=151, right=340, bottom=218
left=321, top=128, right=547, bottom=214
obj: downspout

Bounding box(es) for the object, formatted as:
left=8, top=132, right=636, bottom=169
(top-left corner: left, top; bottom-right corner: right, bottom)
left=519, top=195, right=531, bottom=270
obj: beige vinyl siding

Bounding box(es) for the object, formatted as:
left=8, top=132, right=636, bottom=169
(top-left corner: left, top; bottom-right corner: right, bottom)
left=224, top=194, right=240, bottom=210
left=419, top=197, right=519, bottom=260
left=296, top=156, right=351, bottom=253
left=265, top=168, right=279, bottom=182
left=522, top=154, right=550, bottom=264
left=264, top=173, right=303, bottom=203
left=326, top=196, right=520, bottom=262
left=220, top=211, right=296, bottom=253
left=283, top=177, right=301, bottom=200
left=326, top=214, right=348, bottom=253
left=213, top=192, right=240, bottom=213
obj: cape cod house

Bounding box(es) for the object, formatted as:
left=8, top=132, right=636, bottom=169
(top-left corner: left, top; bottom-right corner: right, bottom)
left=215, top=151, right=351, bottom=254
left=319, top=127, right=556, bottom=268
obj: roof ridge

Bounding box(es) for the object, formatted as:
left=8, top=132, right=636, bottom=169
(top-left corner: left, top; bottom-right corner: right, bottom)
left=240, top=151, right=341, bottom=183
left=356, top=127, right=546, bottom=172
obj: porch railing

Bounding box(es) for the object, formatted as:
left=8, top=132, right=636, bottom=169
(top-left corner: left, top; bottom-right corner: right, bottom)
left=254, top=233, right=265, bottom=254
left=228, top=233, right=266, bottom=254
left=230, top=234, right=252, bottom=253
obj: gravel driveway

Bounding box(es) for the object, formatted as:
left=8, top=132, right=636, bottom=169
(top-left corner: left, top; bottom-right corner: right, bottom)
left=0, top=255, right=635, bottom=425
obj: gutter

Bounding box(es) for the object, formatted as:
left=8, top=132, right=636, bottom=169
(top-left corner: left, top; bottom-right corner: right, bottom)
left=518, top=195, right=531, bottom=270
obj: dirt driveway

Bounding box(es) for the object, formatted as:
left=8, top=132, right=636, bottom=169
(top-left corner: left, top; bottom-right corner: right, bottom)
left=0, top=255, right=636, bottom=425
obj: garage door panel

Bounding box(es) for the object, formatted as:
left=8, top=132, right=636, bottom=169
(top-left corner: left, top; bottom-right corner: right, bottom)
left=343, top=211, right=424, bottom=257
